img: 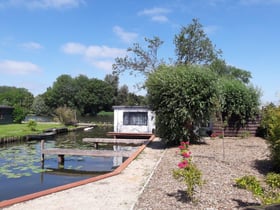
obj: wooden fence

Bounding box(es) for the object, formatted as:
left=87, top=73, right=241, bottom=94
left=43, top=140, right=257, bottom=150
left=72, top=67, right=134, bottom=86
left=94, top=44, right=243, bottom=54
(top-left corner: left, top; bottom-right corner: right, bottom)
left=212, top=115, right=262, bottom=137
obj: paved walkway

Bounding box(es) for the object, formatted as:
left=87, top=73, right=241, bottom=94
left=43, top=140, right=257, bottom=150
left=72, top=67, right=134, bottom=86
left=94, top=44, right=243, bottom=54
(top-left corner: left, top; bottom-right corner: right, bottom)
left=3, top=138, right=165, bottom=210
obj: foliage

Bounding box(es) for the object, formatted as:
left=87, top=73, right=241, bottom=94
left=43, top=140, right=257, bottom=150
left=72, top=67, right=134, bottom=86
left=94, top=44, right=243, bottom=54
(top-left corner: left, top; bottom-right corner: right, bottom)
left=31, top=95, right=49, bottom=116
left=146, top=65, right=219, bottom=144
left=173, top=141, right=203, bottom=199
left=259, top=104, right=280, bottom=169
left=266, top=173, right=280, bottom=189
left=113, top=36, right=164, bottom=77
left=209, top=59, right=252, bottom=84
left=0, top=86, right=34, bottom=109
left=104, top=74, right=119, bottom=105
left=174, top=18, right=222, bottom=65
left=27, top=120, right=37, bottom=131
left=115, top=85, right=147, bottom=106
left=235, top=174, right=280, bottom=205
left=0, top=86, right=34, bottom=122
left=219, top=78, right=260, bottom=128
left=115, top=85, right=129, bottom=105
left=43, top=74, right=114, bottom=116
left=54, top=106, right=77, bottom=125
left=235, top=175, right=264, bottom=196
left=12, top=104, right=28, bottom=123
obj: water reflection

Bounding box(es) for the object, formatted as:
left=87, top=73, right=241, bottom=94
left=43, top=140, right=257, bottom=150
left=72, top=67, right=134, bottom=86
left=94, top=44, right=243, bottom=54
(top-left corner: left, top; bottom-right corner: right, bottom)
left=0, top=126, right=129, bottom=201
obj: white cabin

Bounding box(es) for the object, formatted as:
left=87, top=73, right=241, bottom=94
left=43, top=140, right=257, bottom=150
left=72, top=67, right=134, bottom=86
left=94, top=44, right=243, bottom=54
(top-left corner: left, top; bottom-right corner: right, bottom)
left=113, top=106, right=155, bottom=133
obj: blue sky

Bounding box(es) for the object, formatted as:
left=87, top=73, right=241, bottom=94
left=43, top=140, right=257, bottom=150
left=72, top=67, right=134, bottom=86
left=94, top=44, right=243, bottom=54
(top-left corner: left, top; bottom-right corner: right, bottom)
left=0, top=0, right=279, bottom=105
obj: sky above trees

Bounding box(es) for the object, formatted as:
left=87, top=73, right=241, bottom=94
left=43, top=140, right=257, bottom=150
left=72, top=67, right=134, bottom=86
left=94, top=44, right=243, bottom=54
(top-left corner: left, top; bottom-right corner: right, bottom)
left=0, top=0, right=279, bottom=104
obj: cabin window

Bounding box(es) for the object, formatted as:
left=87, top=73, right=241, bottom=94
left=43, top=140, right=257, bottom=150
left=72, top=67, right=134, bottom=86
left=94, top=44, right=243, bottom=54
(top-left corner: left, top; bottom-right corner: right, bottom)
left=123, top=112, right=148, bottom=126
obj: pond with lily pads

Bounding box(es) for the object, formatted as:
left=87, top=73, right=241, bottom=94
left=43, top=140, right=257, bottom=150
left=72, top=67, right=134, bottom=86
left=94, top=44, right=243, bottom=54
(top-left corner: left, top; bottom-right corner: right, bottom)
left=0, top=126, right=129, bottom=201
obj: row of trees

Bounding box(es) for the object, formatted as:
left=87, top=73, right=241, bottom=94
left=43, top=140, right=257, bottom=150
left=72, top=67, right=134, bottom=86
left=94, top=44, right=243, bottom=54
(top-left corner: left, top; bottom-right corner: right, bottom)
left=0, top=74, right=146, bottom=123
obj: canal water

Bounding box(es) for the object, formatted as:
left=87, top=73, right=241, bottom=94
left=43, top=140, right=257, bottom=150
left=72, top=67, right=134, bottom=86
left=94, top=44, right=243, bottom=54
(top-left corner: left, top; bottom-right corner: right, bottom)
left=0, top=126, right=128, bottom=201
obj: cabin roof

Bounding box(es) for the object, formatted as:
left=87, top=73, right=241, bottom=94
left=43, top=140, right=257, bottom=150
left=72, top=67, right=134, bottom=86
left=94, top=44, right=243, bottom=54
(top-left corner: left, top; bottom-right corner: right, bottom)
left=113, top=106, right=151, bottom=110
left=0, top=105, right=13, bottom=109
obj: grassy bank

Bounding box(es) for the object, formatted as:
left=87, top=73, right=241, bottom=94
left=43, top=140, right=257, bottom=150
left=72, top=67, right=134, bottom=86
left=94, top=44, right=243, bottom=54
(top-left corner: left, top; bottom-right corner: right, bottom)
left=0, top=123, right=65, bottom=138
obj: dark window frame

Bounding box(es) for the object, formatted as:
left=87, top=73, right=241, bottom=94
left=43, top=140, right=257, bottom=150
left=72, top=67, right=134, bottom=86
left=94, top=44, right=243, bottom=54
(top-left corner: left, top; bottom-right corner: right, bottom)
left=123, top=112, right=148, bottom=126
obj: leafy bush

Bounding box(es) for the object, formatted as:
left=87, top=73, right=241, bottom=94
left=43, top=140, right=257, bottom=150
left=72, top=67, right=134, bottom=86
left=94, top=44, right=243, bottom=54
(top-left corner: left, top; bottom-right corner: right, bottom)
left=146, top=65, right=219, bottom=144
left=54, top=106, right=77, bottom=126
left=12, top=105, right=28, bottom=123
left=219, top=78, right=260, bottom=129
left=235, top=175, right=264, bottom=196
left=27, top=120, right=37, bottom=131
left=235, top=173, right=280, bottom=205
left=259, top=104, right=280, bottom=169
left=266, top=173, right=280, bottom=189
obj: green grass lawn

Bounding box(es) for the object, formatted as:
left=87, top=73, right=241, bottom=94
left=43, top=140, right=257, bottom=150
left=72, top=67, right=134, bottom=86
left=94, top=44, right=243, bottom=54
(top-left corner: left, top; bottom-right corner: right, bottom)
left=0, top=123, right=65, bottom=138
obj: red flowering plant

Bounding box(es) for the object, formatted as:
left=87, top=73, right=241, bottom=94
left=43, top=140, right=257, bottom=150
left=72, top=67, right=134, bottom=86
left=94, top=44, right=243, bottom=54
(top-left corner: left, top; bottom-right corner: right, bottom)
left=173, top=141, right=203, bottom=199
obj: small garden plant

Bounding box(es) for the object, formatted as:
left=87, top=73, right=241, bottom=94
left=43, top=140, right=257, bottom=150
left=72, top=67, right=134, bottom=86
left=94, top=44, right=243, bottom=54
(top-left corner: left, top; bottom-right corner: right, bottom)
left=235, top=173, right=280, bottom=205
left=173, top=141, right=203, bottom=200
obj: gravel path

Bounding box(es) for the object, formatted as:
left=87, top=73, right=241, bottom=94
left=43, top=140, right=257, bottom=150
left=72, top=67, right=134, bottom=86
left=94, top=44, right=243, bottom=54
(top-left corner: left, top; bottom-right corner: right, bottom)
left=134, top=137, right=271, bottom=210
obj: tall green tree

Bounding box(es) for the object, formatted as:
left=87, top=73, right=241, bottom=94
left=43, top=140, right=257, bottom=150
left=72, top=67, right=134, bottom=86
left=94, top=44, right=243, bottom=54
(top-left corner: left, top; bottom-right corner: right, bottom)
left=31, top=95, right=49, bottom=116
left=104, top=74, right=119, bottom=105
left=43, top=74, right=114, bottom=116
left=0, top=86, right=33, bottom=109
left=44, top=74, right=77, bottom=109
left=209, top=59, right=252, bottom=84
left=174, top=18, right=222, bottom=65
left=0, top=86, right=34, bottom=122
left=116, top=85, right=129, bottom=105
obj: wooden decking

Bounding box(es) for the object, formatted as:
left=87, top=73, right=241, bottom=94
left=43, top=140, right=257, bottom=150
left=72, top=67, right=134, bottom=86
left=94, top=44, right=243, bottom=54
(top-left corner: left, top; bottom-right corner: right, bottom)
left=40, top=133, right=153, bottom=167
left=41, top=148, right=132, bottom=157
left=40, top=140, right=134, bottom=166
left=83, top=138, right=148, bottom=145
left=107, top=132, right=153, bottom=139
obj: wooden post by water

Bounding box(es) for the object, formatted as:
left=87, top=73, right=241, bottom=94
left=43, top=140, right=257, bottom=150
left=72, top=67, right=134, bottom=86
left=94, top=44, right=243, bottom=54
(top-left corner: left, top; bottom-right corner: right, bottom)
left=41, top=140, right=45, bottom=162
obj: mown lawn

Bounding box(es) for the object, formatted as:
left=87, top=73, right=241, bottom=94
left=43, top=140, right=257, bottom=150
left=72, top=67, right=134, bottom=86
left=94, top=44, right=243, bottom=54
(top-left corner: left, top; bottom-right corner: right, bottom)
left=0, top=123, right=65, bottom=138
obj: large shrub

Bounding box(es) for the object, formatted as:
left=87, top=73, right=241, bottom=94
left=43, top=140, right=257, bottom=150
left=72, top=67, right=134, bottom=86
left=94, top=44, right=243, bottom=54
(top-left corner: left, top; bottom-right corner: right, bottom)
left=219, top=78, right=261, bottom=128
left=146, top=65, right=219, bottom=145
left=54, top=106, right=77, bottom=126
left=260, top=104, right=280, bottom=169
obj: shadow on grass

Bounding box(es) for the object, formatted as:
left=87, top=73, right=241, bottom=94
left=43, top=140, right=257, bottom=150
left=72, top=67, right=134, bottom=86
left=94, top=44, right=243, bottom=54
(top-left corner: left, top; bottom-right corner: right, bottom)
left=166, top=190, right=192, bottom=203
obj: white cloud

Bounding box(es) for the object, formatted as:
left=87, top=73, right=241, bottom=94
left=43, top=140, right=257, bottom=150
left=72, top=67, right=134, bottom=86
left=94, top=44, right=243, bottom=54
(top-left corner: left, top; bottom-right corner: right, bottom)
left=61, top=42, right=86, bottom=54
left=151, top=15, right=169, bottom=23
left=0, top=0, right=85, bottom=9
left=21, top=42, right=43, bottom=50
left=62, top=42, right=127, bottom=71
left=0, top=60, right=41, bottom=75
left=138, top=7, right=171, bottom=23
left=89, top=60, right=114, bottom=72
left=85, top=45, right=126, bottom=58
left=113, top=26, right=138, bottom=43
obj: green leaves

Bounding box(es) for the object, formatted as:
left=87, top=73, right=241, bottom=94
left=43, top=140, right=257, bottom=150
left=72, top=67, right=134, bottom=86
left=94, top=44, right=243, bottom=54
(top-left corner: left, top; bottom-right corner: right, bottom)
left=146, top=65, right=219, bottom=144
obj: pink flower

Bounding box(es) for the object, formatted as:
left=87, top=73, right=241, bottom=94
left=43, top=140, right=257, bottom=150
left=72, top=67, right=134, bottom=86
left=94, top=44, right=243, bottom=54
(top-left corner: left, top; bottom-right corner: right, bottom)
left=182, top=152, right=191, bottom=158
left=178, top=159, right=188, bottom=168
left=178, top=145, right=185, bottom=149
